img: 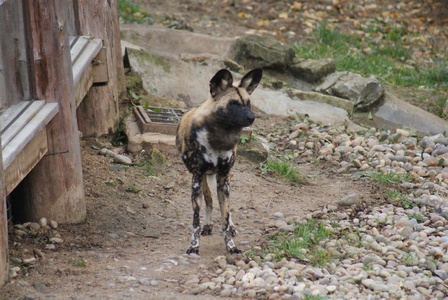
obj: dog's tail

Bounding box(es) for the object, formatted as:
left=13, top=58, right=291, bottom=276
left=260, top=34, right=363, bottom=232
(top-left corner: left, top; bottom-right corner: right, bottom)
left=205, top=174, right=217, bottom=193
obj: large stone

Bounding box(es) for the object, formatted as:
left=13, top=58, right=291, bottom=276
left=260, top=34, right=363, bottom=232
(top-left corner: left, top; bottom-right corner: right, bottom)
left=237, top=140, right=268, bottom=163
left=373, top=92, right=448, bottom=136
left=315, top=71, right=385, bottom=110
left=233, top=35, right=295, bottom=70
left=289, top=58, right=336, bottom=83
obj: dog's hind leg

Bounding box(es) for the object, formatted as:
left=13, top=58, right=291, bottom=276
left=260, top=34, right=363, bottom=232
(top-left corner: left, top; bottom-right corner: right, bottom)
left=187, top=175, right=202, bottom=254
left=217, top=174, right=241, bottom=254
left=201, top=175, right=215, bottom=235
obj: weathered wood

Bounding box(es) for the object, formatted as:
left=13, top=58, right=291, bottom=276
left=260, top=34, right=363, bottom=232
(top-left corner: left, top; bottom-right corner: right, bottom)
left=0, top=136, right=8, bottom=288
left=1, top=101, right=45, bottom=149
left=74, top=64, right=94, bottom=107
left=71, top=37, right=102, bottom=86
left=0, top=0, right=31, bottom=108
left=4, top=129, right=47, bottom=195
left=92, top=47, right=109, bottom=84
left=10, top=0, right=86, bottom=223
left=76, top=0, right=125, bottom=136
left=2, top=103, right=58, bottom=169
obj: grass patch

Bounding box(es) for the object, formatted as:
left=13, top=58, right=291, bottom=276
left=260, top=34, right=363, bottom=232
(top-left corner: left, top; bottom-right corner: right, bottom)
left=266, top=219, right=333, bottom=266
left=293, top=23, right=448, bottom=91
left=259, top=159, right=305, bottom=185
left=117, top=0, right=152, bottom=24
left=385, top=189, right=417, bottom=209
left=370, top=171, right=412, bottom=184
left=352, top=169, right=412, bottom=184
left=69, top=257, right=87, bottom=267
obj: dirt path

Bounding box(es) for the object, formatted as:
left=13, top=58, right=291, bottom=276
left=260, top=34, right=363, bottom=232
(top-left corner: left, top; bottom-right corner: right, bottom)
left=2, top=111, right=379, bottom=299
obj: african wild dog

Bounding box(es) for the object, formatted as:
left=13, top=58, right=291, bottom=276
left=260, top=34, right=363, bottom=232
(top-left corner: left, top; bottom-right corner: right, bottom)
left=176, top=68, right=262, bottom=254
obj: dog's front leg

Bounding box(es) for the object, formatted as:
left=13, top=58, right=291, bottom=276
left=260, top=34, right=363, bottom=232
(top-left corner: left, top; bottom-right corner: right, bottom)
left=217, top=174, right=241, bottom=254
left=187, top=175, right=202, bottom=254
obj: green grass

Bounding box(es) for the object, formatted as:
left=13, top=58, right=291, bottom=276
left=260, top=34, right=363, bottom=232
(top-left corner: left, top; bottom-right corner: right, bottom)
left=293, top=23, right=448, bottom=90
left=259, top=159, right=306, bottom=185
left=266, top=219, right=333, bottom=266
left=69, top=257, right=87, bottom=267
left=353, top=169, right=412, bottom=184
left=370, top=171, right=412, bottom=184
left=117, top=0, right=151, bottom=24
left=385, top=189, right=417, bottom=209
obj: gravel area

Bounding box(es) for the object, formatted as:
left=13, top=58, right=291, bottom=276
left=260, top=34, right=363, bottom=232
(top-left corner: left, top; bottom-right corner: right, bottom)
left=177, top=121, right=448, bottom=299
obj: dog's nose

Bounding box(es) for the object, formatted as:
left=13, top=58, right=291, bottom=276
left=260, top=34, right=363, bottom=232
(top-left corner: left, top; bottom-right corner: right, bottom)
left=247, top=112, right=255, bottom=124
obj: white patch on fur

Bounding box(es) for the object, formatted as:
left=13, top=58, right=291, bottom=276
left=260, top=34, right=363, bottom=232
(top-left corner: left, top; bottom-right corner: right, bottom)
left=192, top=182, right=200, bottom=189
left=196, top=129, right=233, bottom=166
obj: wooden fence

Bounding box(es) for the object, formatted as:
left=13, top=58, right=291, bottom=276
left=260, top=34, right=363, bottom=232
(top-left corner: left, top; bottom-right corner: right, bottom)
left=0, top=0, right=124, bottom=287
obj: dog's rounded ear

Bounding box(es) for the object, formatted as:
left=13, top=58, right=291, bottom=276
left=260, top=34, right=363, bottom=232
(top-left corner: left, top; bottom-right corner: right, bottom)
left=210, top=69, right=233, bottom=97
left=239, top=69, right=262, bottom=95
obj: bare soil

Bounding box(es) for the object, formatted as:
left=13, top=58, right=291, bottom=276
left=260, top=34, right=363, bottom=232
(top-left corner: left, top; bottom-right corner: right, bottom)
left=2, top=111, right=381, bottom=299
left=2, top=0, right=446, bottom=298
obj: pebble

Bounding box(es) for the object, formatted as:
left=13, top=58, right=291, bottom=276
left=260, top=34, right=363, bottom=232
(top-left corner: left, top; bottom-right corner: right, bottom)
left=172, top=127, right=448, bottom=299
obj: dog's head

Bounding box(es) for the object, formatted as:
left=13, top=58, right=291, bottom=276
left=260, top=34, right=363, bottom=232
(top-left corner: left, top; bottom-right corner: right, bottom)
left=208, top=69, right=262, bottom=128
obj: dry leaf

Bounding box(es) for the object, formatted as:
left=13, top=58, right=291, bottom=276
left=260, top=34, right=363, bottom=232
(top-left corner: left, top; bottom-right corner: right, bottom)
left=291, top=2, right=302, bottom=10
left=279, top=12, right=289, bottom=19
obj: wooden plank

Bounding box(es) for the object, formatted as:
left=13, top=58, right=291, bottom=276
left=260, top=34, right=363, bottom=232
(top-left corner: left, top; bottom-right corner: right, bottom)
left=74, top=63, right=93, bottom=107
left=92, top=47, right=109, bottom=83
left=0, top=135, right=8, bottom=288
left=0, top=0, right=30, bottom=108
left=2, top=103, right=58, bottom=169
left=4, top=129, right=47, bottom=195
left=72, top=37, right=102, bottom=86
left=76, top=0, right=125, bottom=137
left=0, top=100, right=29, bottom=132
left=70, top=36, right=89, bottom=64
left=1, top=100, right=45, bottom=149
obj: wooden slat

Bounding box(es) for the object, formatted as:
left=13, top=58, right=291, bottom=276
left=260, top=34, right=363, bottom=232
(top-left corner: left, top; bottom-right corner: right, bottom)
left=70, top=36, right=89, bottom=64
left=4, top=129, right=47, bottom=195
left=72, top=37, right=102, bottom=86
left=2, top=103, right=58, bottom=169
left=1, top=100, right=45, bottom=149
left=74, top=63, right=93, bottom=107
left=0, top=101, right=29, bottom=132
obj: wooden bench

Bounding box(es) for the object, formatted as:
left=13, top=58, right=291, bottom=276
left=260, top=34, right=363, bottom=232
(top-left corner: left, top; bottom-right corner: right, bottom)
left=1, top=101, right=58, bottom=195
left=1, top=36, right=106, bottom=195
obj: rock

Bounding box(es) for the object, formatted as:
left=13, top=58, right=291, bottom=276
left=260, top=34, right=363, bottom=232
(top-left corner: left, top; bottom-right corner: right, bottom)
left=49, top=220, right=58, bottom=229
left=289, top=58, right=336, bottom=83
left=233, top=35, right=295, bottom=69
left=28, top=222, right=41, bottom=232
left=337, top=193, right=362, bottom=207
left=237, top=141, right=269, bottom=163
left=113, top=154, right=133, bottom=165
left=315, top=71, right=384, bottom=110
left=149, top=148, right=167, bottom=166
left=273, top=211, right=284, bottom=219
left=38, top=218, right=48, bottom=228
left=49, top=237, right=64, bottom=244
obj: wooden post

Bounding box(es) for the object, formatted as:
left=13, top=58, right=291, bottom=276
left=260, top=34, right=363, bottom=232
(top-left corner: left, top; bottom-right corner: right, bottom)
left=10, top=0, right=86, bottom=223
left=75, top=0, right=125, bottom=136
left=0, top=139, right=8, bottom=287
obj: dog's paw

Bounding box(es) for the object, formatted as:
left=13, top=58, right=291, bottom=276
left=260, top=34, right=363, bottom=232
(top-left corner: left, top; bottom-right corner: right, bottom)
left=186, top=247, right=199, bottom=255
left=201, top=225, right=213, bottom=236
left=228, top=226, right=237, bottom=237
left=227, top=247, right=242, bottom=255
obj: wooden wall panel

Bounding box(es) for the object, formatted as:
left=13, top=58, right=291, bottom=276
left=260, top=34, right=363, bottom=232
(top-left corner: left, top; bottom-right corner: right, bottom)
left=11, top=0, right=86, bottom=223
left=0, top=0, right=31, bottom=109
left=0, top=136, right=8, bottom=290
left=75, top=0, right=125, bottom=136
